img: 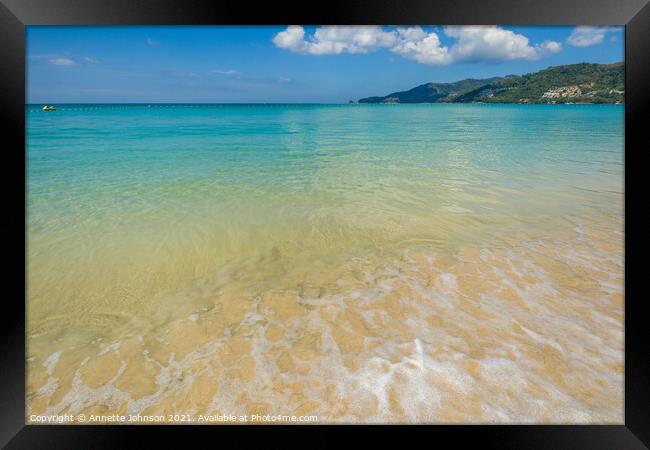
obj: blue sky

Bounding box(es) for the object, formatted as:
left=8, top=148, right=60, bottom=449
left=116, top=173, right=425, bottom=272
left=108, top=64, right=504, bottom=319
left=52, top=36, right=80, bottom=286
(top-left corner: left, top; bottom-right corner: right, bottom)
left=27, top=26, right=624, bottom=103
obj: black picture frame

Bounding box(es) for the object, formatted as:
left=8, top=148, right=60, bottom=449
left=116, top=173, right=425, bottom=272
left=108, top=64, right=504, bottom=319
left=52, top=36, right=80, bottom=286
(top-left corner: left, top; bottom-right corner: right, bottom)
left=1, top=0, right=648, bottom=447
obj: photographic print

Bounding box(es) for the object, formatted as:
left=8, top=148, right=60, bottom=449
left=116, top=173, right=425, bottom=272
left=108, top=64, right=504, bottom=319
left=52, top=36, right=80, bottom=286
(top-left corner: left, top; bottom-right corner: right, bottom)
left=26, top=25, right=624, bottom=424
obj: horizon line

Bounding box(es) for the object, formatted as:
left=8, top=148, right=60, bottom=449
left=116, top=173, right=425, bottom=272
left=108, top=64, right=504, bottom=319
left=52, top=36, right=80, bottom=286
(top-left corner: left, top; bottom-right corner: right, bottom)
left=26, top=102, right=624, bottom=106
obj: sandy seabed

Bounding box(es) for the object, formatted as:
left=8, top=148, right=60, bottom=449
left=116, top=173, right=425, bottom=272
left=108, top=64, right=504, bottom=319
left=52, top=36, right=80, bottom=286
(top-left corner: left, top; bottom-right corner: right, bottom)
left=26, top=217, right=623, bottom=424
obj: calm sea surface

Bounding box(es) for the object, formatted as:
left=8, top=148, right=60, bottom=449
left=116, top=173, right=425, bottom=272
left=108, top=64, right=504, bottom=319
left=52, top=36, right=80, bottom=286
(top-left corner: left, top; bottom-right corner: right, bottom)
left=26, top=104, right=624, bottom=423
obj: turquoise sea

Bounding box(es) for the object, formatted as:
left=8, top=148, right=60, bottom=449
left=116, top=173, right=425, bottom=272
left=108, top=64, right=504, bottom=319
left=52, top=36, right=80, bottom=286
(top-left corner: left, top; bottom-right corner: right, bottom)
left=26, top=104, right=624, bottom=423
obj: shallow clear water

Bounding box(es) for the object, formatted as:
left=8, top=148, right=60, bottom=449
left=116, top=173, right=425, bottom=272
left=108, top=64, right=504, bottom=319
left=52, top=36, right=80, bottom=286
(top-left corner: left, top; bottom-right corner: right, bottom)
left=27, top=104, right=623, bottom=423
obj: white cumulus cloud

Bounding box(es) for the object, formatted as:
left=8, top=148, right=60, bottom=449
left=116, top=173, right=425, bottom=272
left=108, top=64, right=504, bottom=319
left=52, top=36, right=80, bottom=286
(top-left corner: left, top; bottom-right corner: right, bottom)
left=273, top=25, right=396, bottom=54
left=566, top=26, right=614, bottom=47
left=444, top=26, right=561, bottom=62
left=273, top=25, right=562, bottom=65
left=390, top=27, right=451, bottom=65
left=273, top=26, right=306, bottom=51
left=536, top=40, right=563, bottom=56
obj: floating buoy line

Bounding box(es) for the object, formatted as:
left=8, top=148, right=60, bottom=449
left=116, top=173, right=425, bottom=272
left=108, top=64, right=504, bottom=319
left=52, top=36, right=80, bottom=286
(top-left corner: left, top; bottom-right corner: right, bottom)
left=28, top=104, right=325, bottom=112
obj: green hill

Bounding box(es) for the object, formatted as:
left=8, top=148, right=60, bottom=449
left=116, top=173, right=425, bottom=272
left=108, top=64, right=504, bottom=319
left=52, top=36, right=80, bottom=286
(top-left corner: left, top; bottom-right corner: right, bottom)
left=358, top=77, right=501, bottom=104
left=357, top=62, right=624, bottom=104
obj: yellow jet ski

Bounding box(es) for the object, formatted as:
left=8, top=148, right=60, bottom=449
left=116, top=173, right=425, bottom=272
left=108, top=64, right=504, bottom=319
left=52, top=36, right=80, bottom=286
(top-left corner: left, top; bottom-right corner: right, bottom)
left=42, top=105, right=56, bottom=112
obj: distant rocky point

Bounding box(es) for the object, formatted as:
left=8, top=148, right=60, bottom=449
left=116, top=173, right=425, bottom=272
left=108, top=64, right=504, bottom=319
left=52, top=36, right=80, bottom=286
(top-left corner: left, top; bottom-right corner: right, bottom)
left=358, top=62, right=624, bottom=104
